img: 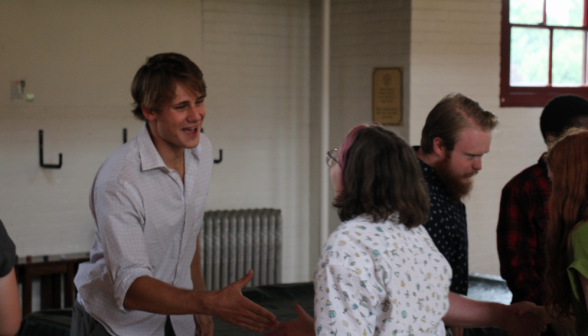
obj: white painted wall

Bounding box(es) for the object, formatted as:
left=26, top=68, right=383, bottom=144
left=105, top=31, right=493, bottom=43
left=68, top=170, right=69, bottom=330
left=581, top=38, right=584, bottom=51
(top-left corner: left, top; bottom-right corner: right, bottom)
left=200, top=0, right=311, bottom=283
left=0, top=0, right=202, bottom=257
left=308, top=0, right=325, bottom=276
left=409, top=0, right=545, bottom=275
left=328, top=0, right=412, bottom=232
left=330, top=0, right=411, bottom=147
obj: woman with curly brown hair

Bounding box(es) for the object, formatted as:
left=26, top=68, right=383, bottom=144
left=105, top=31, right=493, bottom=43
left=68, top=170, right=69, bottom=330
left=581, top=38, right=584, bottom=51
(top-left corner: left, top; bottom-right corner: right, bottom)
left=266, top=124, right=545, bottom=336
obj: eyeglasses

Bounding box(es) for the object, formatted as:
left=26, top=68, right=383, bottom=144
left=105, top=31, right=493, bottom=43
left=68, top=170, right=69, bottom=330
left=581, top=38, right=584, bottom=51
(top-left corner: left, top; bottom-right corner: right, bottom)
left=326, top=149, right=338, bottom=167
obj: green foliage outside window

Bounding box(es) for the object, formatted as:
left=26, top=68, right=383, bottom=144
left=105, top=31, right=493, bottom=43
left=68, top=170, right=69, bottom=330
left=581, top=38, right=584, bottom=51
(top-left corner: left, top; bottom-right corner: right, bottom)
left=509, top=0, right=585, bottom=87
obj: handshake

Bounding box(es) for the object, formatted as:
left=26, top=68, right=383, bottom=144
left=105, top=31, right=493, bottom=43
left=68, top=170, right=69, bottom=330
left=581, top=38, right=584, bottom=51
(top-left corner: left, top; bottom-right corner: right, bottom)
left=502, top=301, right=575, bottom=336
left=262, top=295, right=571, bottom=336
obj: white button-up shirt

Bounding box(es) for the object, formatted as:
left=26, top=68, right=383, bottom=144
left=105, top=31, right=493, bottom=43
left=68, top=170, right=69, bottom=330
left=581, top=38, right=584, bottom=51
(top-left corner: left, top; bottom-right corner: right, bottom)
left=75, top=125, right=213, bottom=336
left=314, top=216, right=451, bottom=336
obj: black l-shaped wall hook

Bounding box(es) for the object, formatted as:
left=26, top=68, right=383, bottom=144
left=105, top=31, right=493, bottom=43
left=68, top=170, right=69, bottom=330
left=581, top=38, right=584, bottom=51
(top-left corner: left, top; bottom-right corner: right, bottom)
left=39, top=130, right=62, bottom=169
left=201, top=128, right=223, bottom=164
left=214, top=149, right=223, bottom=164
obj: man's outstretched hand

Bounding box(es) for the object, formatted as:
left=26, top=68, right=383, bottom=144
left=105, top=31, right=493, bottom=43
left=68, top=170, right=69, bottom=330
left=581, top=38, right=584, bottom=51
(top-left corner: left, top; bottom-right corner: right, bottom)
left=207, top=270, right=278, bottom=333
left=264, top=302, right=314, bottom=336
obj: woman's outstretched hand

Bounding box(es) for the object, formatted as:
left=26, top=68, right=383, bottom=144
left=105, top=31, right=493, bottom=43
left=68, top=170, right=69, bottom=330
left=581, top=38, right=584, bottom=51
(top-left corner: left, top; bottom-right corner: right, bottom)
left=264, top=302, right=314, bottom=336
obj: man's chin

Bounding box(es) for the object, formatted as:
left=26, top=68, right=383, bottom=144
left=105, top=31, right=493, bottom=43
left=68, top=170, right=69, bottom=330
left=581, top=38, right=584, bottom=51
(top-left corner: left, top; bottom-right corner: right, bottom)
left=181, top=134, right=201, bottom=149
left=459, top=180, right=474, bottom=200
left=434, top=165, right=473, bottom=201
left=460, top=177, right=473, bottom=184
left=185, top=140, right=200, bottom=149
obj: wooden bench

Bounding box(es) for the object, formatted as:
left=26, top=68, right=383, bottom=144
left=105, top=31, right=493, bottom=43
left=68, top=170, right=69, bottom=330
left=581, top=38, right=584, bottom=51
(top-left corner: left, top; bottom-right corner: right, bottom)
left=15, top=253, right=89, bottom=316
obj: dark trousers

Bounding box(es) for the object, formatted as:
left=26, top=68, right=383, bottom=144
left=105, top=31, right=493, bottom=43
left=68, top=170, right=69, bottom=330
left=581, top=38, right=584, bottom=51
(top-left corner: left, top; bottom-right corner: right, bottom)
left=70, top=301, right=109, bottom=336
left=71, top=301, right=176, bottom=336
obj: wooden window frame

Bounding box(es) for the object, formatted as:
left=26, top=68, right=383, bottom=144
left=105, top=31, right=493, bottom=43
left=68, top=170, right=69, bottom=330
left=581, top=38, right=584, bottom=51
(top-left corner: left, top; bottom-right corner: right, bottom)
left=500, top=0, right=588, bottom=107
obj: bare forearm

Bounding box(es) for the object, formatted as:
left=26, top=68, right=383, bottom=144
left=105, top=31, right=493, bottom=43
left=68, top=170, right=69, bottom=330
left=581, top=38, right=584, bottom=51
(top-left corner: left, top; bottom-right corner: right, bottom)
left=0, top=268, right=21, bottom=336
left=444, top=292, right=507, bottom=328
left=191, top=237, right=215, bottom=335
left=124, top=272, right=277, bottom=333
left=192, top=269, right=206, bottom=291
left=123, top=276, right=212, bottom=315
left=191, top=237, right=206, bottom=291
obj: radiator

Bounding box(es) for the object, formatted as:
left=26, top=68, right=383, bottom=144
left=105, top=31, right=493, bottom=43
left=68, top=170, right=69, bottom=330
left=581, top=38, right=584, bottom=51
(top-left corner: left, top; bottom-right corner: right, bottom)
left=200, top=209, right=282, bottom=291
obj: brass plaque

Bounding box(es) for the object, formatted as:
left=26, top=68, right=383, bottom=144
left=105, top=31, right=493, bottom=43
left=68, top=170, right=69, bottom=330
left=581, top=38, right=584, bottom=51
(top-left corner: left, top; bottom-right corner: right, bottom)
left=373, top=68, right=402, bottom=125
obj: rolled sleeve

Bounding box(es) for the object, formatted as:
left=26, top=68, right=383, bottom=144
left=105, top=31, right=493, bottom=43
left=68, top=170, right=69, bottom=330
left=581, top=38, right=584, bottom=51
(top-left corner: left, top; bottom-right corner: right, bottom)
left=94, top=179, right=153, bottom=310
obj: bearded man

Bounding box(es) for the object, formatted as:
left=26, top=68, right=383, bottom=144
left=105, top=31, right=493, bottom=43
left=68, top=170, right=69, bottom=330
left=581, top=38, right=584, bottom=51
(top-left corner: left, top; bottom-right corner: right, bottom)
left=415, top=93, right=498, bottom=336
left=72, top=53, right=276, bottom=336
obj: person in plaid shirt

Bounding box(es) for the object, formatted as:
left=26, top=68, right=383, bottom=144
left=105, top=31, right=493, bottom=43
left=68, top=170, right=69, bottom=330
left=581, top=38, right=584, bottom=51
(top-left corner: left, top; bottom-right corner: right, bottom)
left=497, top=95, right=588, bottom=336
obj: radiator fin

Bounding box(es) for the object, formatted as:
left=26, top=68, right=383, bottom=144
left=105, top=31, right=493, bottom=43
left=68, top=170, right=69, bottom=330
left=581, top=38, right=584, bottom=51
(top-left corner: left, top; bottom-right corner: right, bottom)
left=200, top=209, right=282, bottom=291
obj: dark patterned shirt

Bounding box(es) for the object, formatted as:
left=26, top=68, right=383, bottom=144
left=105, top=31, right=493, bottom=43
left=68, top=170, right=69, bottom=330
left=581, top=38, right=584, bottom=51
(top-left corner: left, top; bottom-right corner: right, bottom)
left=496, top=155, right=550, bottom=305
left=418, top=158, right=469, bottom=295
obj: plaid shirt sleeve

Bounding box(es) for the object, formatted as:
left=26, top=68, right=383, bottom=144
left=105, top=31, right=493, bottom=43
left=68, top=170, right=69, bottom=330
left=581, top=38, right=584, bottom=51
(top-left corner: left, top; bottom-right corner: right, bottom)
left=496, top=164, right=549, bottom=305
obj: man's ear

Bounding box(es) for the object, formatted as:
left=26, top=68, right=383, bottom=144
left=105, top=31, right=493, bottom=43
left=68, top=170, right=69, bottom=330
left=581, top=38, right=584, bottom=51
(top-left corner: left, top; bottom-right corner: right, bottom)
left=141, top=104, right=157, bottom=122
left=545, top=133, right=557, bottom=150
left=432, top=137, right=446, bottom=158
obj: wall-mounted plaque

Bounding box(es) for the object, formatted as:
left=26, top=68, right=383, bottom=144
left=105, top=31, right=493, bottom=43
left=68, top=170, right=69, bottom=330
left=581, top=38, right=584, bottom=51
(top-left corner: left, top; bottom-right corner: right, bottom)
left=373, top=68, right=402, bottom=125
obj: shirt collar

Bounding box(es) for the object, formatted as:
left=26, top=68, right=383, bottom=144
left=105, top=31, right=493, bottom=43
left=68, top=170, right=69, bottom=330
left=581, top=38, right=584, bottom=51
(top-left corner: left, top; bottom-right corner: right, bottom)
left=137, top=124, right=167, bottom=172
left=184, top=144, right=201, bottom=177
left=137, top=124, right=203, bottom=172
left=413, top=146, right=438, bottom=179
left=418, top=157, right=438, bottom=181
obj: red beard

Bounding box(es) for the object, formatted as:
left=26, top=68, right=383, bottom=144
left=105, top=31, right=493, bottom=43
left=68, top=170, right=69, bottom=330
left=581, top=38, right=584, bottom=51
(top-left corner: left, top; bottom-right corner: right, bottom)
left=433, top=153, right=475, bottom=201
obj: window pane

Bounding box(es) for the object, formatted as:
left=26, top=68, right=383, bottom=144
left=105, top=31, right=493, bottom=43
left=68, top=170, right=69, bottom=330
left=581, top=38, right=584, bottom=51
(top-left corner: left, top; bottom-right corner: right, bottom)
left=552, top=29, right=584, bottom=86
left=510, top=0, right=544, bottom=24
left=510, top=27, right=550, bottom=86
left=546, top=0, right=584, bottom=26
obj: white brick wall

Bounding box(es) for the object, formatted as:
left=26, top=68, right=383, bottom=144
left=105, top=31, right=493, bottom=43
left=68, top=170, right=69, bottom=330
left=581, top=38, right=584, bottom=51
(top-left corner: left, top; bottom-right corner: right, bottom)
left=327, top=0, right=411, bottom=233
left=410, top=0, right=545, bottom=275
left=201, top=0, right=311, bottom=283
left=0, top=0, right=202, bottom=258
left=330, top=0, right=411, bottom=145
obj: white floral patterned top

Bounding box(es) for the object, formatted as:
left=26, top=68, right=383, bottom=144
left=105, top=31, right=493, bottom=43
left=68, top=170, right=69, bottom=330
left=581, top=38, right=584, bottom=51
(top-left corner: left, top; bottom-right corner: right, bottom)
left=314, top=216, right=451, bottom=336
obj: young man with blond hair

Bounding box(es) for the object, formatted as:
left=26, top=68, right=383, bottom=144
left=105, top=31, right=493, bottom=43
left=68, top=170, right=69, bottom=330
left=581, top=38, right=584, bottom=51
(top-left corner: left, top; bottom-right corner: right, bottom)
left=73, top=53, right=276, bottom=336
